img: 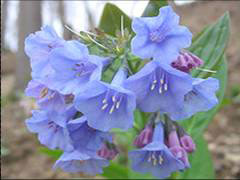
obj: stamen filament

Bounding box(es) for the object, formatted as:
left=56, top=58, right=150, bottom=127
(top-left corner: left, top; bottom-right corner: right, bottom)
left=109, top=105, right=115, bottom=114
left=101, top=103, right=108, bottom=110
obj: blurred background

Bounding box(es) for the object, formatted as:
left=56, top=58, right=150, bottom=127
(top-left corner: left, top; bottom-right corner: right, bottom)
left=1, top=0, right=240, bottom=179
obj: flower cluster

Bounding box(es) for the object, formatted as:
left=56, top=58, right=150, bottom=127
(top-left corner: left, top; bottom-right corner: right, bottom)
left=24, top=6, right=219, bottom=178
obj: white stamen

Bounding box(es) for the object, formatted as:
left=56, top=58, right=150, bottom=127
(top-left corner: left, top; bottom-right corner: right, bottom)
left=164, top=84, right=168, bottom=91
left=116, top=101, right=121, bottom=109
left=109, top=105, right=115, bottom=114
left=159, top=86, right=162, bottom=94
left=160, top=79, right=164, bottom=84
left=153, top=80, right=157, bottom=84
left=101, top=103, right=108, bottom=110
left=102, top=98, right=107, bottom=104
left=112, top=96, right=116, bottom=102
left=151, top=152, right=156, bottom=159
left=151, top=83, right=156, bottom=90
left=153, top=158, right=157, bottom=166
left=159, top=155, right=163, bottom=164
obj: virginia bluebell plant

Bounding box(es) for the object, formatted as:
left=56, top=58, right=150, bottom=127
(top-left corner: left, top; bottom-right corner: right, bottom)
left=24, top=5, right=220, bottom=179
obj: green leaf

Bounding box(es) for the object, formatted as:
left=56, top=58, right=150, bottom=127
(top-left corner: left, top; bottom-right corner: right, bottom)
left=190, top=12, right=230, bottom=78
left=99, top=3, right=132, bottom=36
left=39, top=147, right=63, bottom=160
left=102, top=162, right=129, bottom=179
left=176, top=135, right=215, bottom=179
left=142, top=0, right=168, bottom=17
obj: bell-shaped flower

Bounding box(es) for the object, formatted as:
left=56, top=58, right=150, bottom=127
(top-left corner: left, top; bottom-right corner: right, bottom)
left=171, top=51, right=204, bottom=73
left=53, top=150, right=109, bottom=175
left=129, top=122, right=185, bottom=179
left=25, top=107, right=76, bottom=151
left=24, top=25, right=65, bottom=79
left=48, top=40, right=108, bottom=95
left=171, top=77, right=219, bottom=120
left=25, top=79, right=73, bottom=111
left=67, top=116, right=112, bottom=152
left=131, top=6, right=192, bottom=64
left=74, top=68, right=136, bottom=132
left=125, top=61, right=192, bottom=120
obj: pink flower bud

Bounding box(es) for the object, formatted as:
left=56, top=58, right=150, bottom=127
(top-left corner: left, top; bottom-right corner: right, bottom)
left=180, top=135, right=196, bottom=153
left=171, top=52, right=204, bottom=73
left=133, top=125, right=153, bottom=148
left=97, top=144, right=118, bottom=160
left=168, top=130, right=190, bottom=168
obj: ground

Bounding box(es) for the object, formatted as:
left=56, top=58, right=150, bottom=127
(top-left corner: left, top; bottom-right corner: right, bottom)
left=1, top=1, right=240, bottom=179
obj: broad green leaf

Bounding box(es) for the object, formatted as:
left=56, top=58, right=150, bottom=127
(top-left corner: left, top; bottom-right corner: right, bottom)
left=102, top=162, right=129, bottom=179
left=39, top=147, right=63, bottom=160
left=176, top=135, right=215, bottom=179
left=99, top=3, right=132, bottom=36
left=190, top=12, right=230, bottom=78
left=142, top=0, right=168, bottom=17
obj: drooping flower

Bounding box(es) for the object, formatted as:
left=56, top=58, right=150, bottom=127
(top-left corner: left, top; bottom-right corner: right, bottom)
left=25, top=79, right=73, bottom=111
left=74, top=68, right=136, bottom=132
left=133, top=124, right=154, bottom=148
left=171, top=51, right=204, bottom=73
left=131, top=6, right=192, bottom=64
left=170, top=77, right=219, bottom=120
left=53, top=150, right=109, bottom=175
left=129, top=122, right=185, bottom=179
left=180, top=135, right=196, bottom=153
left=24, top=25, right=65, bottom=79
left=167, top=130, right=190, bottom=168
left=97, top=143, right=119, bottom=160
left=67, top=116, right=112, bottom=152
left=125, top=61, right=192, bottom=120
left=25, top=107, right=76, bottom=151
left=48, top=40, right=108, bottom=95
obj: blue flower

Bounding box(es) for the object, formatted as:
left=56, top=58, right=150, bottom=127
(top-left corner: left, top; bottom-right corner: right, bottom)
left=171, top=77, right=219, bottom=120
left=48, top=40, right=108, bottom=95
left=125, top=61, right=192, bottom=120
left=67, top=116, right=112, bottom=152
left=25, top=108, right=76, bottom=151
left=53, top=150, right=109, bottom=175
left=24, top=25, right=65, bottom=79
left=25, top=79, right=73, bottom=111
left=74, top=68, right=136, bottom=132
left=129, top=122, right=185, bottom=179
left=131, top=6, right=192, bottom=64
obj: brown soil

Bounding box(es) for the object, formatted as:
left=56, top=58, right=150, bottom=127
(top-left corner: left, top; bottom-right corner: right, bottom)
left=1, top=1, right=240, bottom=179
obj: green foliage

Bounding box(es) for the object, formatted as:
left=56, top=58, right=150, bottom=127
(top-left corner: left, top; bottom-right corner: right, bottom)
left=175, top=135, right=215, bottom=179
left=39, top=147, right=62, bottom=160
left=99, top=3, right=132, bottom=37
left=190, top=12, right=230, bottom=78
left=142, top=0, right=168, bottom=17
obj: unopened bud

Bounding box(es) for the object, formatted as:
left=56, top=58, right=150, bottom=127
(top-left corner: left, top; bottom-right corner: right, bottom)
left=171, top=51, right=203, bottom=73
